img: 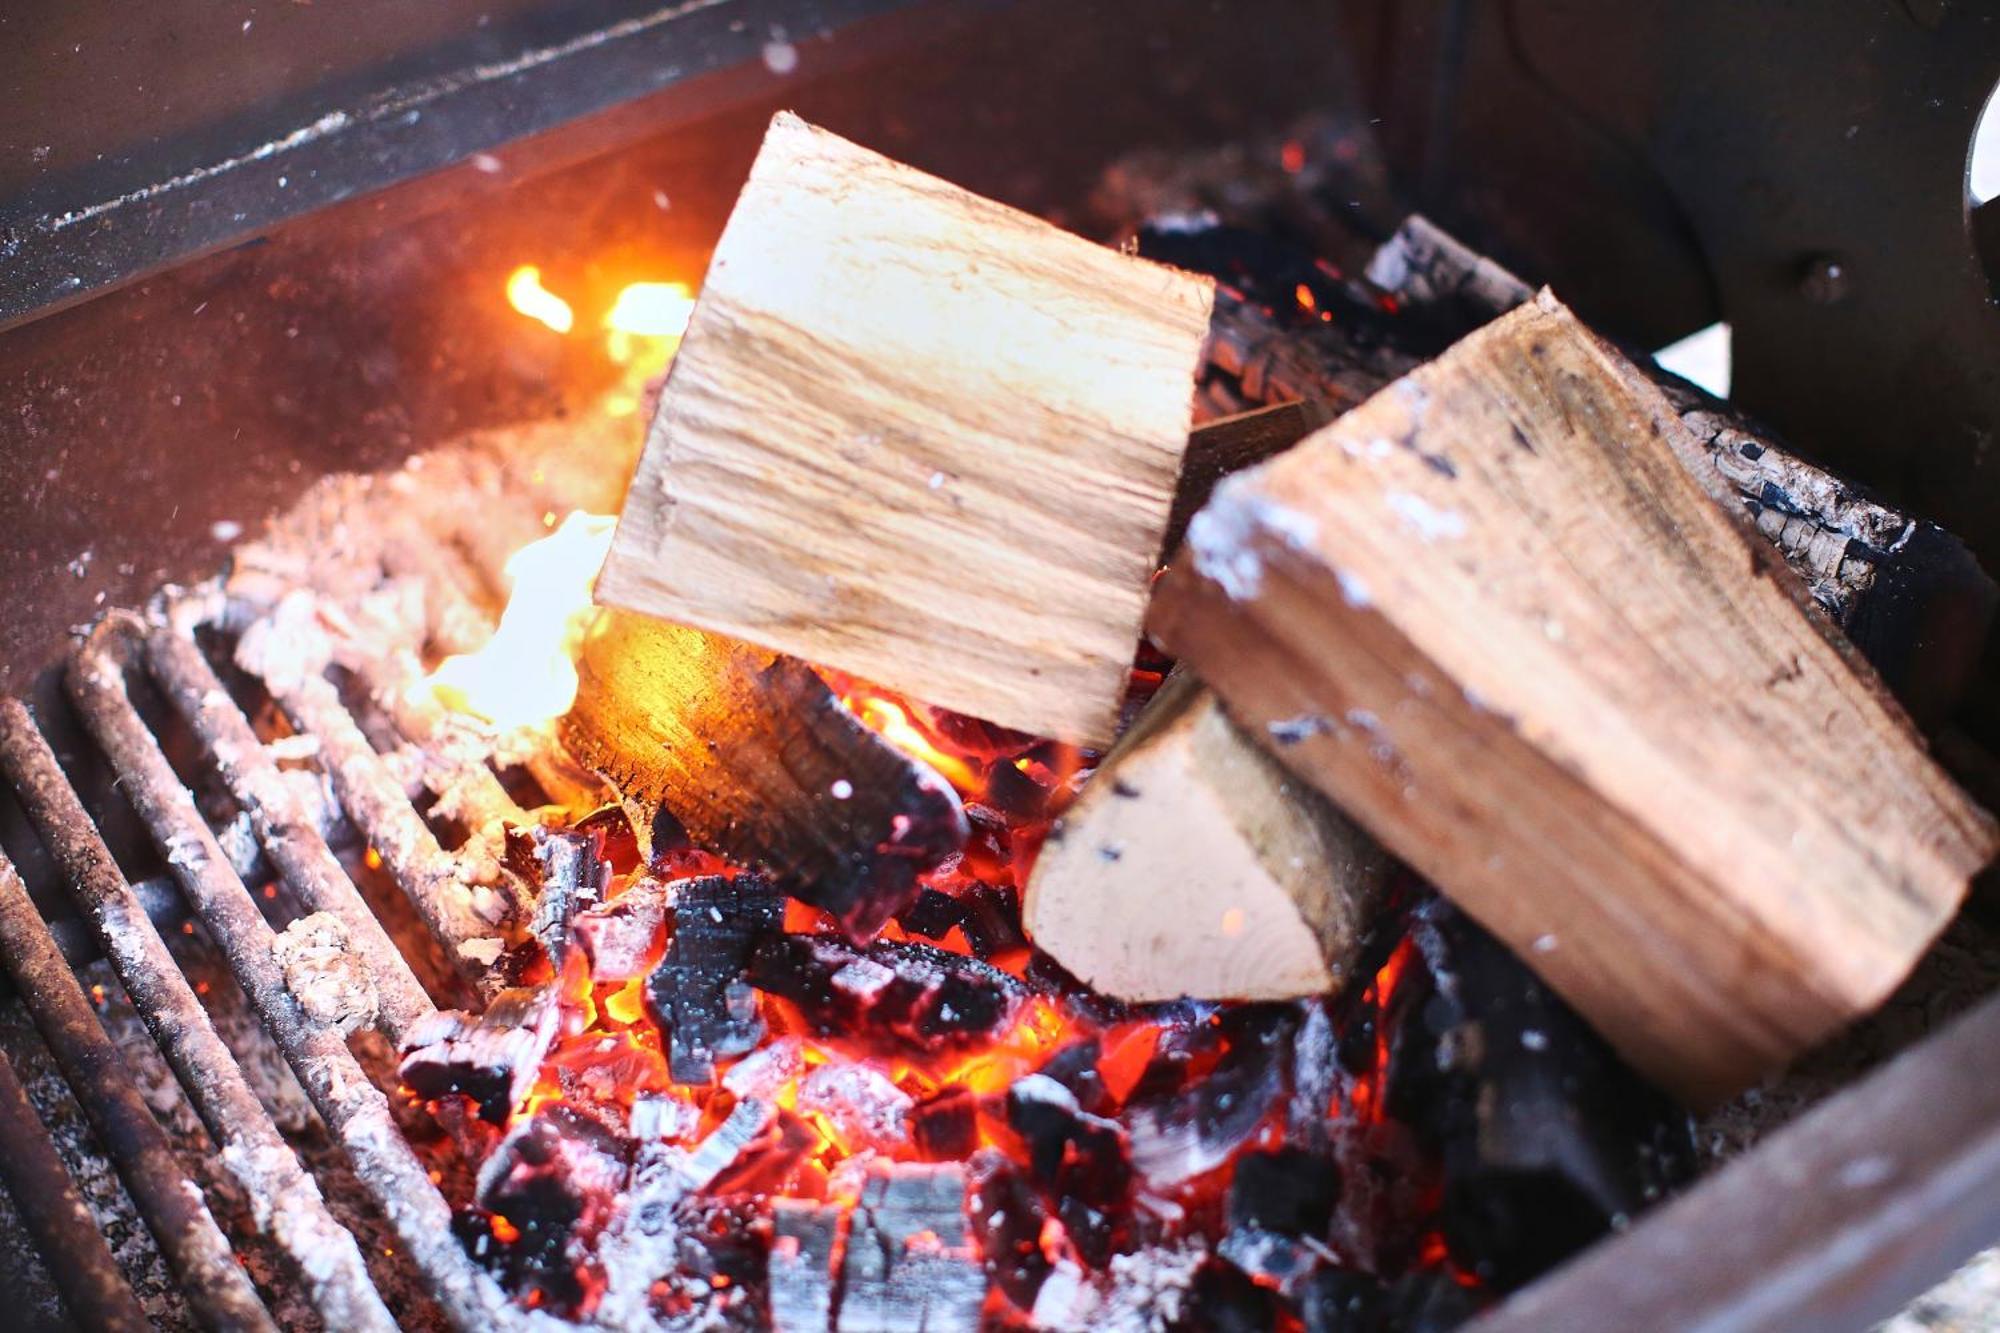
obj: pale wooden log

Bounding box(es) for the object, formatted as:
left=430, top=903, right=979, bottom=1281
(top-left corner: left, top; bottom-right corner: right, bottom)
left=1148, top=292, right=1997, bottom=1105
left=560, top=609, right=968, bottom=940
left=1023, top=671, right=1386, bottom=1002
left=596, top=111, right=1215, bottom=748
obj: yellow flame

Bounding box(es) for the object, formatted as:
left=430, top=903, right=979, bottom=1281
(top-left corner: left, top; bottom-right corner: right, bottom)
left=605, top=281, right=696, bottom=336
left=422, top=511, right=614, bottom=730
left=844, top=694, right=981, bottom=793
left=506, top=265, right=574, bottom=334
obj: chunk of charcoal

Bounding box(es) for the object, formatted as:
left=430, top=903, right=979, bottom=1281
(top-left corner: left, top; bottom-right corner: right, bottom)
left=574, top=803, right=643, bottom=874
left=911, top=1086, right=980, bottom=1162
left=1038, top=1037, right=1108, bottom=1114
left=708, top=1110, right=820, bottom=1198
left=1217, top=1225, right=1322, bottom=1293
left=463, top=1106, right=629, bottom=1314
left=721, top=1036, right=807, bottom=1102
left=770, top=1198, right=844, bottom=1332
left=897, top=884, right=1028, bottom=959
left=1006, top=1074, right=1132, bottom=1268
left=1124, top=1007, right=1296, bottom=1187
left=749, top=933, right=1026, bottom=1051
left=1230, top=1147, right=1341, bottom=1237
left=1289, top=1000, right=1339, bottom=1154
left=665, top=1196, right=770, bottom=1326
left=572, top=875, right=670, bottom=981
left=1379, top=1269, right=1484, bottom=1332
left=838, top=1162, right=986, bottom=1332
left=1299, top=1268, right=1388, bottom=1333
left=399, top=984, right=561, bottom=1124
left=645, top=874, right=783, bottom=1084
left=1370, top=893, right=1695, bottom=1292
left=1185, top=1258, right=1281, bottom=1333
left=629, top=1093, right=703, bottom=1144
left=798, top=1062, right=913, bottom=1151
left=504, top=824, right=610, bottom=966
left=968, top=1149, right=1051, bottom=1311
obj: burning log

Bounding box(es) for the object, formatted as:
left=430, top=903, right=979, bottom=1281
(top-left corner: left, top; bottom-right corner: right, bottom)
left=1149, top=292, right=1998, bottom=1102
left=595, top=111, right=1216, bottom=747
left=748, top=933, right=1028, bottom=1051
left=563, top=610, right=968, bottom=939
left=1025, top=670, right=1387, bottom=1002
left=398, top=984, right=563, bottom=1124
left=836, top=1162, right=987, bottom=1332
left=643, top=873, right=784, bottom=1084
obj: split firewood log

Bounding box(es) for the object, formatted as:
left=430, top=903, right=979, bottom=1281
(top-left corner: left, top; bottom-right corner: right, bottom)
left=1023, top=671, right=1385, bottom=1002
left=596, top=111, right=1215, bottom=748
left=1149, top=292, right=1997, bottom=1104
left=560, top=610, right=967, bottom=940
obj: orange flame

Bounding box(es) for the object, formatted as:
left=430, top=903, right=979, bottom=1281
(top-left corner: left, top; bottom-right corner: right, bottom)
left=506, top=265, right=575, bottom=334
left=421, top=511, right=614, bottom=731
left=842, top=692, right=982, bottom=794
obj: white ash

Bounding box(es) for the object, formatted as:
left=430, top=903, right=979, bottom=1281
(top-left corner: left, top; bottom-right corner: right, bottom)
left=1030, top=1241, right=1208, bottom=1333
left=1186, top=473, right=1321, bottom=600
left=797, top=1062, right=913, bottom=1149
left=273, top=912, right=380, bottom=1035
left=721, top=1036, right=807, bottom=1102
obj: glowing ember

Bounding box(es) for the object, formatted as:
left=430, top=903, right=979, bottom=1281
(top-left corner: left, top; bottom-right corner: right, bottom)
left=605, top=280, right=697, bottom=339
left=506, top=264, right=576, bottom=334
left=422, top=511, right=614, bottom=730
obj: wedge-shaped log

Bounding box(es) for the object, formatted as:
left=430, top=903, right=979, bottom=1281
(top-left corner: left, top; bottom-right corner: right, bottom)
left=561, top=610, right=967, bottom=940
left=1149, top=292, right=1997, bottom=1104
left=596, top=111, right=1215, bottom=747
left=1024, top=671, right=1385, bottom=1002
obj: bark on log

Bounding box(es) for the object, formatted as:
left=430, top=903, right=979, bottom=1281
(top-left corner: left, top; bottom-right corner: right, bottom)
left=597, top=111, right=1216, bottom=747
left=1149, top=292, right=1997, bottom=1104
left=1023, top=671, right=1385, bottom=1002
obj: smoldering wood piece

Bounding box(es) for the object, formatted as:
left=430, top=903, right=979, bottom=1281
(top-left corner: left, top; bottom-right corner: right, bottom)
left=1024, top=670, right=1387, bottom=1003
left=597, top=112, right=1215, bottom=747
left=748, top=932, right=1028, bottom=1052
left=1006, top=1073, right=1133, bottom=1267
left=837, top=1162, right=987, bottom=1333
left=563, top=610, right=968, bottom=941
left=770, top=1198, right=845, bottom=1333
left=467, top=1106, right=629, bottom=1318
left=572, top=874, right=669, bottom=981
left=1123, top=1007, right=1295, bottom=1188
left=1372, top=894, right=1694, bottom=1293
left=398, top=984, right=563, bottom=1124
left=967, top=1148, right=1053, bottom=1311
left=1164, top=400, right=1334, bottom=558
left=643, top=874, right=784, bottom=1084
left=501, top=824, right=609, bottom=968
left=1150, top=293, right=1998, bottom=1103
left=1362, top=214, right=1997, bottom=719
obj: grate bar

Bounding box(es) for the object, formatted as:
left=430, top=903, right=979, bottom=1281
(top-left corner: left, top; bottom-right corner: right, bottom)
left=0, top=847, right=278, bottom=1333
left=0, top=695, right=398, bottom=1333
left=0, top=1046, right=153, bottom=1333
left=141, top=616, right=438, bottom=1039
left=68, top=624, right=540, bottom=1332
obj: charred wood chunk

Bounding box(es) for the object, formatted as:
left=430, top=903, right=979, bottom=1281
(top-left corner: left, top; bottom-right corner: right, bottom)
left=911, top=1086, right=981, bottom=1163
left=1037, top=1037, right=1109, bottom=1115
left=968, top=1149, right=1052, bottom=1312
left=1186, top=1258, right=1283, bottom=1333
left=838, top=1162, right=986, bottom=1333
left=504, top=824, right=610, bottom=967
left=1215, top=1225, right=1323, bottom=1295
left=897, top=884, right=1028, bottom=960
left=1373, top=894, right=1695, bottom=1293
left=1124, top=1006, right=1295, bottom=1187
left=797, top=1063, right=913, bottom=1153
left=770, top=1198, right=844, bottom=1333
left=399, top=985, right=561, bottom=1124
left=563, top=614, right=969, bottom=943
left=1229, top=1147, right=1341, bottom=1237
left=1288, top=1000, right=1339, bottom=1155
left=707, top=1110, right=820, bottom=1199
left=749, top=934, right=1027, bottom=1051
left=644, top=874, right=784, bottom=1084
left=1005, top=1074, right=1132, bottom=1269
left=573, top=875, right=670, bottom=982
left=461, top=1106, right=629, bottom=1314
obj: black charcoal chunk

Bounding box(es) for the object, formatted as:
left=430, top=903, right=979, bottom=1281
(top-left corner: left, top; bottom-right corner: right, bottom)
left=399, top=985, right=562, bottom=1124
left=461, top=1106, right=629, bottom=1315
left=644, top=874, right=783, bottom=1084
left=1124, top=1006, right=1296, bottom=1187
left=967, top=1149, right=1051, bottom=1311
left=1229, top=1147, right=1341, bottom=1237
left=1006, top=1074, right=1132, bottom=1268
left=1185, top=1258, right=1281, bottom=1333
left=911, top=1086, right=980, bottom=1162
left=504, top=824, right=610, bottom=967
left=749, top=933, right=1026, bottom=1051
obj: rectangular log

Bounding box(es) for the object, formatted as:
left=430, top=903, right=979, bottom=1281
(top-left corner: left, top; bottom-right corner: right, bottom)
left=595, top=111, right=1215, bottom=747
left=561, top=610, right=967, bottom=940
left=1023, top=670, right=1386, bottom=1002
left=1148, top=292, right=1997, bottom=1104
